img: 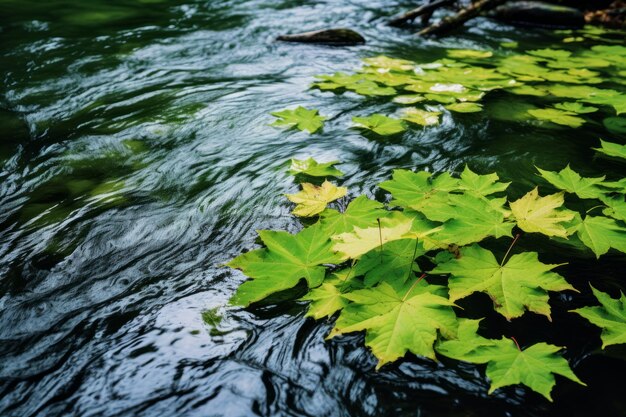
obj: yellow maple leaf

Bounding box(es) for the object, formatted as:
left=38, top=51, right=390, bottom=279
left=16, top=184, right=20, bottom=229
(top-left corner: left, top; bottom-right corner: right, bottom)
left=332, top=213, right=413, bottom=260
left=510, top=187, right=575, bottom=238
left=286, top=180, right=347, bottom=217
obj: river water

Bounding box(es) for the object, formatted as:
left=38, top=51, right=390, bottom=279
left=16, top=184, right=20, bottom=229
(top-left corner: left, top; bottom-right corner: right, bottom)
left=1, top=1, right=625, bottom=416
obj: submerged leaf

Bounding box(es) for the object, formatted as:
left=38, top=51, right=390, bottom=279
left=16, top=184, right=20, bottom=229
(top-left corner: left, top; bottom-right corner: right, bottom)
left=286, top=181, right=347, bottom=217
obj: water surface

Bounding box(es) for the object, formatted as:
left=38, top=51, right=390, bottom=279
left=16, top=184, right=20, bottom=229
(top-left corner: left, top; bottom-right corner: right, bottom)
left=1, top=1, right=625, bottom=416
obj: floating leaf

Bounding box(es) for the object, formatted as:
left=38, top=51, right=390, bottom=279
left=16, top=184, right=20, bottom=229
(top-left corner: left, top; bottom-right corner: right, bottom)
left=445, top=102, right=483, bottom=113
left=287, top=158, right=344, bottom=178
left=400, top=108, right=441, bottom=126
left=271, top=106, right=326, bottom=133
left=354, top=238, right=425, bottom=287
left=432, top=244, right=573, bottom=320
left=458, top=166, right=510, bottom=197
left=363, top=55, right=415, bottom=71
left=319, top=195, right=387, bottom=235
left=332, top=212, right=413, bottom=260
left=392, top=95, right=425, bottom=104
left=536, top=165, right=606, bottom=199
left=228, top=223, right=343, bottom=306
left=553, top=102, right=598, bottom=114
left=286, top=181, right=347, bottom=217
left=576, top=216, right=626, bottom=258
left=352, top=114, right=406, bottom=136
left=528, top=108, right=585, bottom=128
left=594, top=139, right=626, bottom=160
left=380, top=170, right=458, bottom=213
left=448, top=49, right=493, bottom=59
left=571, top=286, right=626, bottom=348
left=510, top=188, right=575, bottom=238
left=437, top=320, right=585, bottom=401
left=603, top=117, right=626, bottom=135
left=330, top=280, right=457, bottom=366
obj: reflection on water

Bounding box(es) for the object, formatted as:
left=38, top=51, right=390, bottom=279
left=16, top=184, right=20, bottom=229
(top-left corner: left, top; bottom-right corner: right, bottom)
left=1, top=1, right=625, bottom=416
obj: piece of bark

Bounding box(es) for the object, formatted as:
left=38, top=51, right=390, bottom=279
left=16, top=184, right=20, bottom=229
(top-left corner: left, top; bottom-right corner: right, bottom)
left=388, top=0, right=456, bottom=27
left=277, top=28, right=365, bottom=45
left=418, top=0, right=508, bottom=36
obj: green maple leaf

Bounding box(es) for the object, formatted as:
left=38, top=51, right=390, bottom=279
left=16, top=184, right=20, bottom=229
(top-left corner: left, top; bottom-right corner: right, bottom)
left=287, top=158, right=344, bottom=178
left=352, top=114, right=406, bottom=135
left=600, top=194, right=626, bottom=222
left=400, top=108, right=441, bottom=126
left=285, top=180, right=347, bottom=217
left=458, top=166, right=510, bottom=197
left=445, top=102, right=483, bottom=113
left=319, top=195, right=386, bottom=235
left=271, top=106, right=326, bottom=133
left=432, top=194, right=514, bottom=246
left=431, top=244, right=574, bottom=320
left=301, top=270, right=362, bottom=320
left=575, top=215, right=626, bottom=258
left=528, top=108, right=585, bottom=128
left=348, top=80, right=397, bottom=97
left=437, top=320, right=585, bottom=401
left=594, top=139, right=626, bottom=160
left=379, top=169, right=458, bottom=213
left=510, top=188, right=576, bottom=238
left=354, top=238, right=425, bottom=287
left=329, top=280, right=458, bottom=366
left=553, top=102, right=598, bottom=114
left=332, top=212, right=414, bottom=260
left=228, top=223, right=343, bottom=306
left=571, top=286, right=626, bottom=348
left=536, top=165, right=606, bottom=199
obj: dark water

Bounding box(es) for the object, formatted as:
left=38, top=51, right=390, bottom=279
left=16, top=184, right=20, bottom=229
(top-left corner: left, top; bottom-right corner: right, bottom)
left=1, top=1, right=625, bottom=416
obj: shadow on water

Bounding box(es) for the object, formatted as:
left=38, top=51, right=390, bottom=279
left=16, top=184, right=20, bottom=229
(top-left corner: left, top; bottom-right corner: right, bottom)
left=1, top=1, right=625, bottom=416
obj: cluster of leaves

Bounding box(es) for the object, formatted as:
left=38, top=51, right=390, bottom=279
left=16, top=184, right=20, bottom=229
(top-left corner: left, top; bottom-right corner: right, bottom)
left=228, top=140, right=626, bottom=400
left=270, top=43, right=626, bottom=136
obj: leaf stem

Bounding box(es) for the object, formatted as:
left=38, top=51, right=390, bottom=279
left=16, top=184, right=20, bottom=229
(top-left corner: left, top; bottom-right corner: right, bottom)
left=377, top=218, right=384, bottom=264
left=402, top=273, right=427, bottom=302
left=500, top=233, right=520, bottom=267
left=406, top=238, right=421, bottom=282
left=511, top=336, right=522, bottom=351
left=586, top=205, right=604, bottom=215
left=339, top=260, right=356, bottom=292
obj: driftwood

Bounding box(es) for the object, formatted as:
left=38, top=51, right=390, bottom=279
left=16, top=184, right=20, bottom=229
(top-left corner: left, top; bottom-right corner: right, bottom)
left=388, top=0, right=456, bottom=27
left=418, top=0, right=508, bottom=36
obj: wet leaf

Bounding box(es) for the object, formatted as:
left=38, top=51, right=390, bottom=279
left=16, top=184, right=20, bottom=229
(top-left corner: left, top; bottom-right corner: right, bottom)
left=329, top=280, right=457, bottom=366
left=437, top=320, right=585, bottom=401
left=271, top=106, right=326, bottom=133
left=352, top=114, right=406, bottom=135
left=571, top=286, right=626, bottom=348
left=286, top=181, right=347, bottom=217
left=536, top=165, right=606, bottom=199
left=510, top=188, right=576, bottom=238
left=432, top=244, right=573, bottom=320
left=576, top=215, right=626, bottom=258
left=288, top=158, right=344, bottom=178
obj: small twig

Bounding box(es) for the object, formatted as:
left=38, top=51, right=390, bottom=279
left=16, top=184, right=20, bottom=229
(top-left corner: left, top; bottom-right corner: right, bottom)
left=500, top=233, right=520, bottom=267
left=389, top=0, right=455, bottom=27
